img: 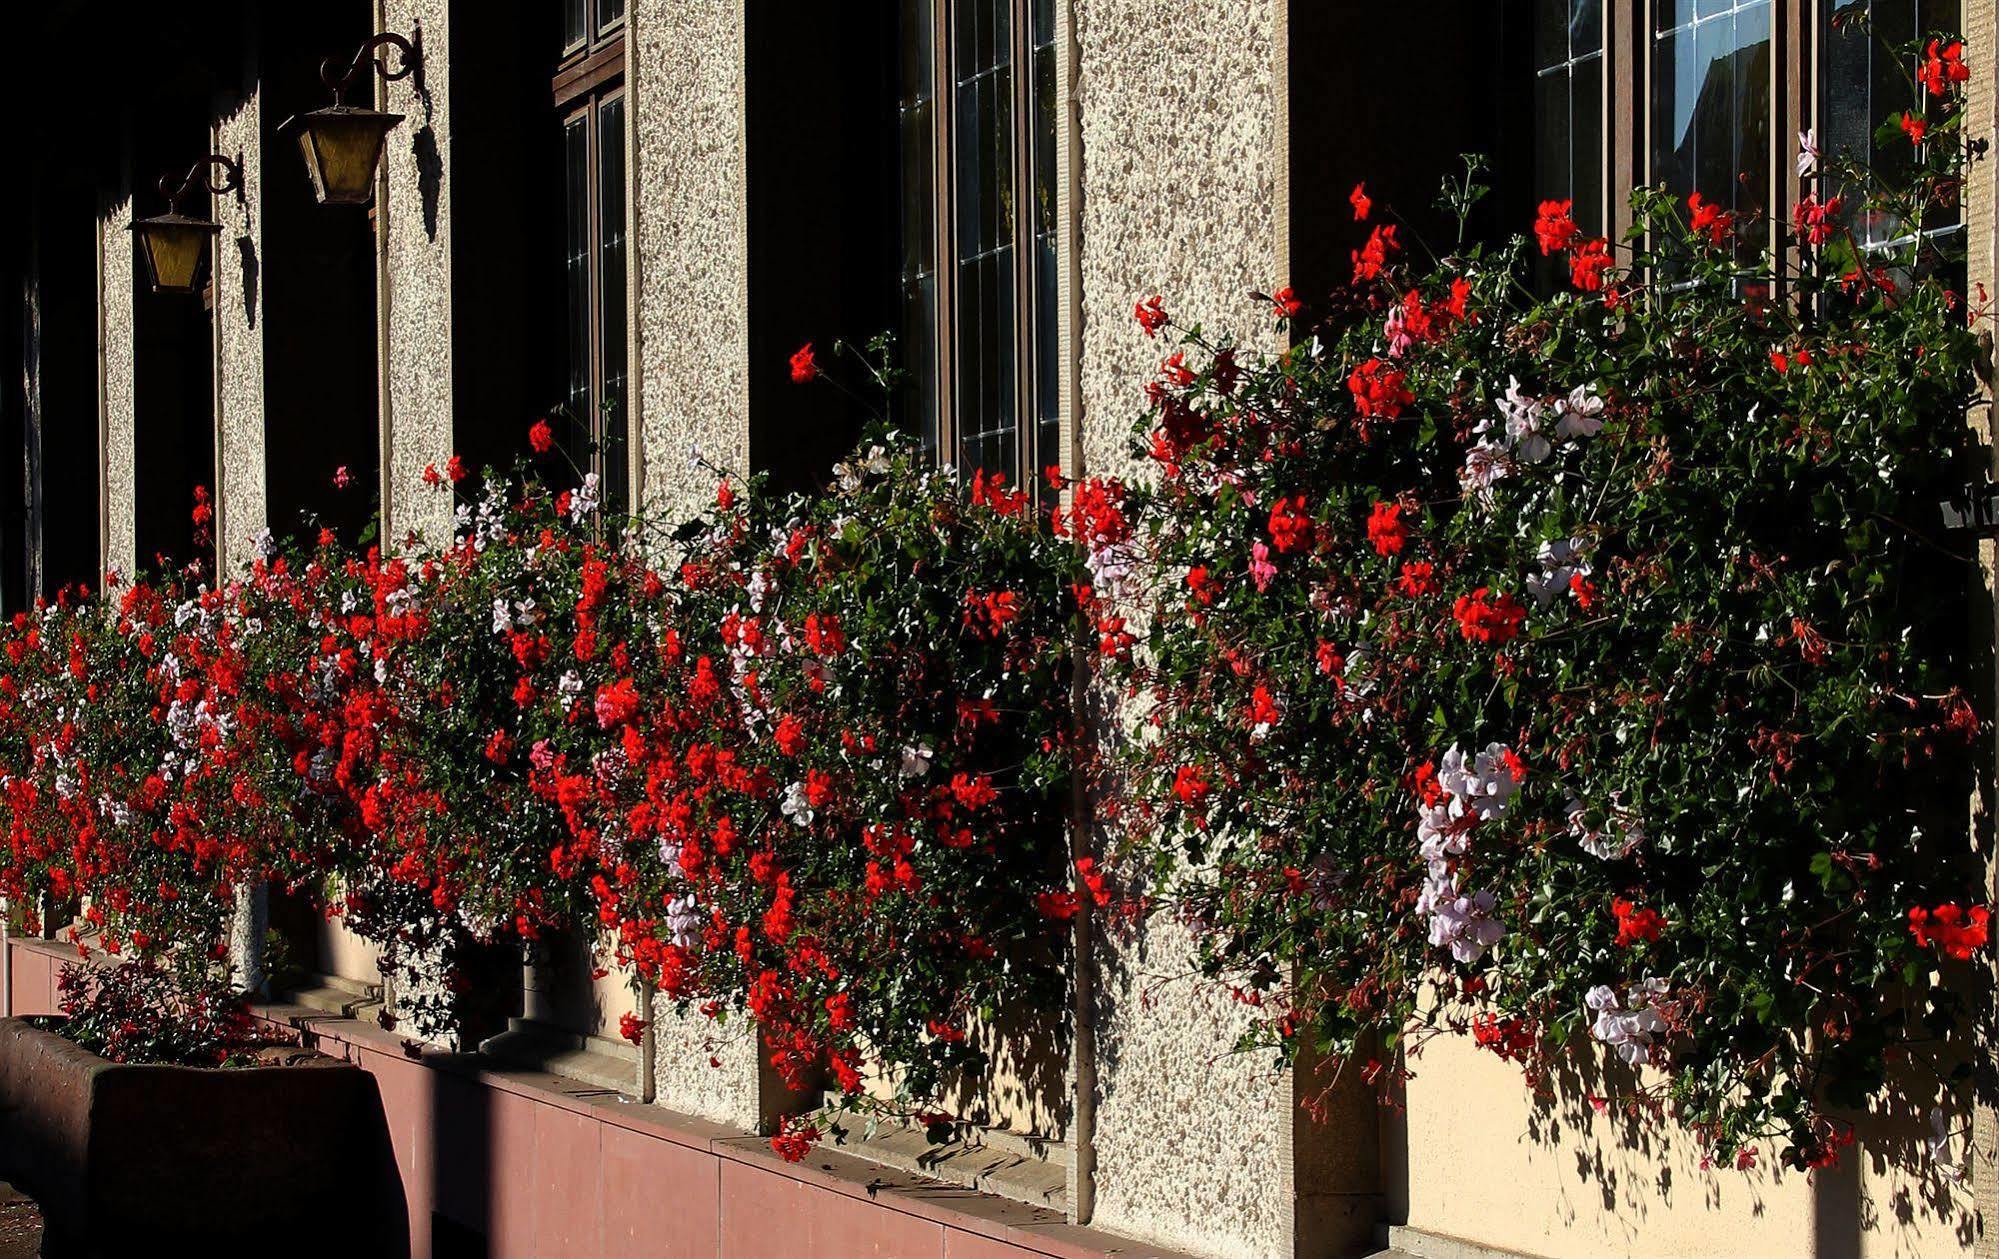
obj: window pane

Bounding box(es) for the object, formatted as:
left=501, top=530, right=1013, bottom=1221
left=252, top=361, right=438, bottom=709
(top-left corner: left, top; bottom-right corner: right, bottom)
left=563, top=0, right=587, bottom=49
left=599, top=96, right=629, bottom=515
left=953, top=0, right=1016, bottom=480
left=898, top=0, right=939, bottom=447
left=1823, top=0, right=1960, bottom=248
left=1652, top=0, right=1770, bottom=258
left=1031, top=12, right=1060, bottom=486
left=1533, top=0, right=1604, bottom=287
left=597, top=0, right=625, bottom=33
left=562, top=115, right=592, bottom=457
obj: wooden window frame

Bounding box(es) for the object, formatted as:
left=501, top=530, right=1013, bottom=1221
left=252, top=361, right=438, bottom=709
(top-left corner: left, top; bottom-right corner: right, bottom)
left=908, top=0, right=1059, bottom=492
left=1539, top=2, right=1815, bottom=255
left=552, top=10, right=631, bottom=510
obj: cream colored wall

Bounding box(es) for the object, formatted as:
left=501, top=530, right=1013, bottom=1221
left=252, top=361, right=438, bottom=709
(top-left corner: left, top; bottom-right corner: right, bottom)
left=212, top=90, right=266, bottom=576
left=628, top=0, right=762, bottom=1132
left=1393, top=1034, right=1973, bottom=1259
left=375, top=0, right=454, bottom=548
left=99, top=194, right=137, bottom=582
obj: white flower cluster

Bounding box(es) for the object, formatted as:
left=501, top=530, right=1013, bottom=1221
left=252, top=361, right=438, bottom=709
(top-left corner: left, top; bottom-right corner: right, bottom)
left=1414, top=742, right=1518, bottom=963
left=1586, top=977, right=1669, bottom=1066
left=1525, top=537, right=1591, bottom=609
left=1464, top=379, right=1605, bottom=503
left=1566, top=796, right=1647, bottom=860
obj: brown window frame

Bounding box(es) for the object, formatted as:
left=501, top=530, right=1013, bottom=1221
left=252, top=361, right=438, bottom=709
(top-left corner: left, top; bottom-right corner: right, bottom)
left=552, top=7, right=630, bottom=512
left=901, top=0, right=1062, bottom=495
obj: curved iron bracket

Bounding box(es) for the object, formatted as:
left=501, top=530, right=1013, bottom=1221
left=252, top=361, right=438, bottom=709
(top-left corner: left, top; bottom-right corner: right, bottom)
left=159, top=155, right=244, bottom=214
left=321, top=24, right=424, bottom=107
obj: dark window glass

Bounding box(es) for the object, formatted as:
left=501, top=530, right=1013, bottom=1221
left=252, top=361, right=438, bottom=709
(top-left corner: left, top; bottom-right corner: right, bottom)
left=563, top=114, right=592, bottom=451
left=1652, top=0, right=1771, bottom=258
left=954, top=0, right=1017, bottom=480
left=1030, top=0, right=1060, bottom=486
left=898, top=0, right=1062, bottom=487
left=899, top=0, right=940, bottom=450
left=563, top=0, right=588, bottom=50
left=598, top=0, right=625, bottom=34
left=599, top=94, right=629, bottom=514
left=1822, top=0, right=1961, bottom=249
left=1533, top=0, right=1605, bottom=233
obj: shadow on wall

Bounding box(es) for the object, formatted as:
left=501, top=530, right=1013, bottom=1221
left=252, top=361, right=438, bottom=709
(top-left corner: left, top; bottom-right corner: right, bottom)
left=1377, top=1032, right=1983, bottom=1258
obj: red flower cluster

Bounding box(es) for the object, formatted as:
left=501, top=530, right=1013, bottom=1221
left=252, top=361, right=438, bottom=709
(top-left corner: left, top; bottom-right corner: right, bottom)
left=1908, top=904, right=1989, bottom=961
left=1451, top=588, right=1526, bottom=645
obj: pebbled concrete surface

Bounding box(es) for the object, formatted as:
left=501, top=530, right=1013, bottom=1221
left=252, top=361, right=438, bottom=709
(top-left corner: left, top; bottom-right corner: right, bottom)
left=0, top=1183, right=42, bottom=1259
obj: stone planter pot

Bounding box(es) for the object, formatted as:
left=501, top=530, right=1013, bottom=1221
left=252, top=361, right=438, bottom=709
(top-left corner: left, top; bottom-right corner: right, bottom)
left=0, top=1017, right=406, bottom=1256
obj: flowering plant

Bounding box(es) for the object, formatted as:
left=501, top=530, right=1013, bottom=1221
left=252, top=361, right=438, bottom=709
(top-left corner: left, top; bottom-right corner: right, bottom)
left=53, top=959, right=262, bottom=1067
left=1108, top=57, right=1990, bottom=1165
left=563, top=432, right=1080, bottom=1153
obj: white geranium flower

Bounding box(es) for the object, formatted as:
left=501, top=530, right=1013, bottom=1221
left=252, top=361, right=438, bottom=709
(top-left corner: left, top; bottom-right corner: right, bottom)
left=557, top=670, right=584, bottom=712
left=1797, top=128, right=1818, bottom=179
left=1527, top=537, right=1592, bottom=609
left=1587, top=978, right=1670, bottom=1066
left=1438, top=743, right=1520, bottom=821
left=1928, top=1108, right=1965, bottom=1183
left=492, top=598, right=512, bottom=636
left=781, top=780, right=815, bottom=828
left=570, top=472, right=602, bottom=523
left=1553, top=384, right=1605, bottom=440
left=1419, top=872, right=1505, bottom=963
left=1500, top=377, right=1551, bottom=463
left=898, top=743, right=934, bottom=778
left=1568, top=796, right=1646, bottom=860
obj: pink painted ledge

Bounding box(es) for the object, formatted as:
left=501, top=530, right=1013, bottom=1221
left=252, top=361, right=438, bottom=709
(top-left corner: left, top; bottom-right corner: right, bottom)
left=4, top=937, right=1196, bottom=1259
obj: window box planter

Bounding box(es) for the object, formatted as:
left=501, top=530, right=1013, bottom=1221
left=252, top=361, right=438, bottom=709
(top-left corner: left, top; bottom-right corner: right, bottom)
left=0, top=1017, right=403, bottom=1256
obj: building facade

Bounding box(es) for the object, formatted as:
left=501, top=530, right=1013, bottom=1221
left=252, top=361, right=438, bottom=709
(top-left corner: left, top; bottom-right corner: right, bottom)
left=0, top=2, right=1992, bottom=1257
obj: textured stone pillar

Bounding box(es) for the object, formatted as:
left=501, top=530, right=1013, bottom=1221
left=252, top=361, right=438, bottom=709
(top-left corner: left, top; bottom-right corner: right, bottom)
left=375, top=0, right=454, bottom=548
left=1071, top=2, right=1359, bottom=1256
left=212, top=85, right=266, bottom=578
left=628, top=0, right=763, bottom=1133
left=98, top=185, right=138, bottom=582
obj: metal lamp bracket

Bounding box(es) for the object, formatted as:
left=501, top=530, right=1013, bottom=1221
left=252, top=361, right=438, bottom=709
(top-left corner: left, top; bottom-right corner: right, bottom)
left=159, top=155, right=244, bottom=215
left=322, top=24, right=424, bottom=107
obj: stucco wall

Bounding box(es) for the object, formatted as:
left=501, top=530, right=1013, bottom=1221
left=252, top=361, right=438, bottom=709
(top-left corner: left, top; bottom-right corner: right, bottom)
left=629, top=0, right=750, bottom=525
left=212, top=91, right=266, bottom=576
left=1072, top=1, right=1293, bottom=1255
left=99, top=196, right=138, bottom=581
left=629, top=0, right=762, bottom=1133
left=377, top=0, right=454, bottom=547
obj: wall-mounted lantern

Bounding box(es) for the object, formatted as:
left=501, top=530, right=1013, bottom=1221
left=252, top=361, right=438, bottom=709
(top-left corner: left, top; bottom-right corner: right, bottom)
left=280, top=25, right=423, bottom=207
left=128, top=156, right=243, bottom=295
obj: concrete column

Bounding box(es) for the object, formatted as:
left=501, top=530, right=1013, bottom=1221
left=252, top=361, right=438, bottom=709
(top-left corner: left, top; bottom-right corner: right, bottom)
left=628, top=0, right=763, bottom=1134
left=211, top=84, right=266, bottom=577
left=376, top=0, right=454, bottom=549
left=98, top=185, right=138, bottom=582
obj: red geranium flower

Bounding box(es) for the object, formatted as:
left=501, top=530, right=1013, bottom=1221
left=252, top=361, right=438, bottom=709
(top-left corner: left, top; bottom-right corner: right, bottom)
left=1365, top=502, right=1408, bottom=557
left=1533, top=199, right=1579, bottom=256
left=789, top=342, right=819, bottom=383
left=528, top=419, right=555, bottom=455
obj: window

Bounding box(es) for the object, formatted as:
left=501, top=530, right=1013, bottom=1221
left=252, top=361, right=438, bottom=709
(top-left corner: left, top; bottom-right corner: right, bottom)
left=554, top=0, right=629, bottom=514
left=1650, top=0, right=1772, bottom=258
left=1821, top=0, right=1963, bottom=251
left=898, top=0, right=1061, bottom=491
left=1534, top=0, right=1606, bottom=236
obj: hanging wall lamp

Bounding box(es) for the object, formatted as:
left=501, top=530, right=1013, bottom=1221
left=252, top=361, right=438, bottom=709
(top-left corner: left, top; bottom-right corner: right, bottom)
left=281, top=24, right=423, bottom=207
left=128, top=155, right=243, bottom=295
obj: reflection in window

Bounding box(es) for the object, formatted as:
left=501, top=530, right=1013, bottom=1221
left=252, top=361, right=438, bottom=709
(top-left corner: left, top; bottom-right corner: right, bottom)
left=1822, top=0, right=1962, bottom=249
left=1534, top=0, right=1604, bottom=234
left=1652, top=0, right=1771, bottom=254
